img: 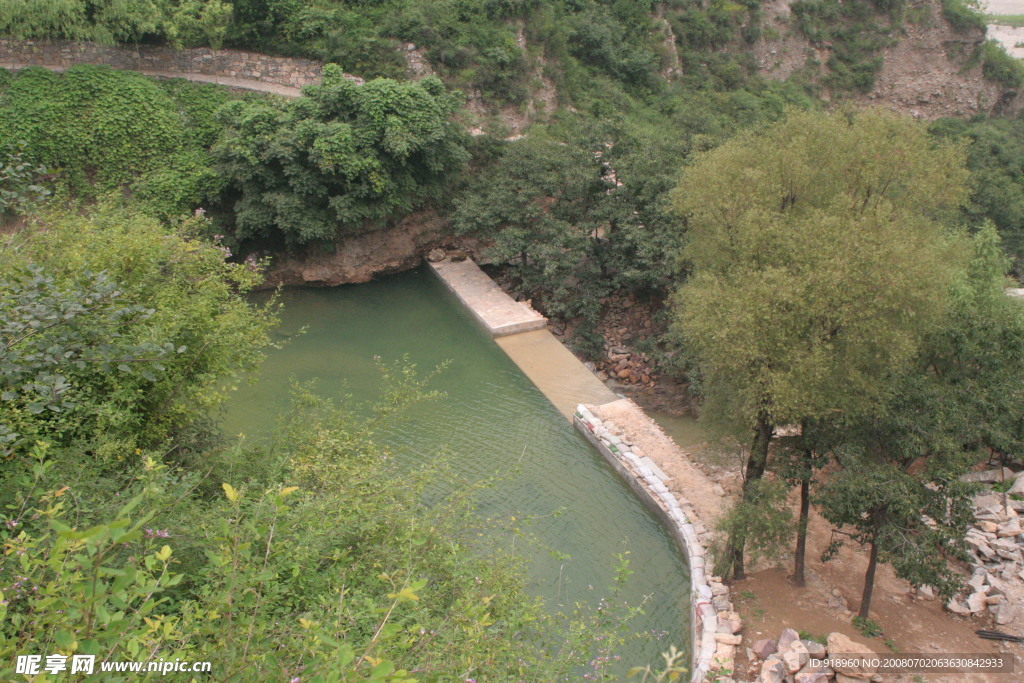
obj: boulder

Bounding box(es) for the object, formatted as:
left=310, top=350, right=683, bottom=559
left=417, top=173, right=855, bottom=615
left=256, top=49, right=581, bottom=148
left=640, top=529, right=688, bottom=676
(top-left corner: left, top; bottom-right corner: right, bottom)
left=979, top=520, right=999, bottom=533
left=987, top=577, right=1009, bottom=598
left=995, top=602, right=1018, bottom=625
left=946, top=598, right=971, bottom=615
left=836, top=675, right=865, bottom=683
left=826, top=632, right=877, bottom=680
left=998, top=519, right=1022, bottom=537
left=795, top=667, right=831, bottom=683
left=966, top=536, right=997, bottom=560
left=915, top=585, right=936, bottom=600
left=1010, top=473, right=1024, bottom=495
left=967, top=591, right=988, bottom=613
left=784, top=641, right=809, bottom=673
left=777, top=627, right=800, bottom=652
left=962, top=468, right=1016, bottom=483
left=967, top=571, right=988, bottom=591
left=758, top=659, right=787, bottom=683
left=715, top=632, right=742, bottom=645
left=426, top=248, right=445, bottom=262
left=720, top=611, right=742, bottom=634
left=800, top=639, right=827, bottom=658
left=751, top=638, right=778, bottom=660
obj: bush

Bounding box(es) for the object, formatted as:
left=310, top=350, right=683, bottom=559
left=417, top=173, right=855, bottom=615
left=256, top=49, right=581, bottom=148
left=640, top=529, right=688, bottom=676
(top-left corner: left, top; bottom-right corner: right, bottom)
left=941, top=0, right=987, bottom=32
left=981, top=38, right=1024, bottom=89
left=0, top=205, right=276, bottom=455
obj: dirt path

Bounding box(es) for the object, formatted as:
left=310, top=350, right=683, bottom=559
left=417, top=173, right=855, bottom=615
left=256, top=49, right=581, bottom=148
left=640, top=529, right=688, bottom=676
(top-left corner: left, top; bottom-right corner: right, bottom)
left=0, top=62, right=305, bottom=97
left=730, top=499, right=1022, bottom=682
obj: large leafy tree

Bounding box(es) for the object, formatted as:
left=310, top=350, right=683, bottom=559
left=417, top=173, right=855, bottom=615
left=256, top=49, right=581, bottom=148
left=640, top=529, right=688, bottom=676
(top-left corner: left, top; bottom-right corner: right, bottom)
left=669, top=108, right=971, bottom=579
left=214, top=65, right=469, bottom=247
left=818, top=223, right=1024, bottom=617
left=452, top=119, right=686, bottom=350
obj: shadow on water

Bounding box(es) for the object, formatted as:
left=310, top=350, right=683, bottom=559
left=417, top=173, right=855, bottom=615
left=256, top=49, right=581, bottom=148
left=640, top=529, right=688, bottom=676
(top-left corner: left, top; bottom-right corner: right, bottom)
left=221, top=268, right=691, bottom=671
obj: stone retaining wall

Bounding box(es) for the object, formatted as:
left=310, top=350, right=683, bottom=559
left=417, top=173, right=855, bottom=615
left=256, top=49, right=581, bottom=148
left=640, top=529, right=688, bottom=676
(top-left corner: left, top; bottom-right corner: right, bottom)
left=574, top=404, right=738, bottom=682
left=0, top=39, right=326, bottom=89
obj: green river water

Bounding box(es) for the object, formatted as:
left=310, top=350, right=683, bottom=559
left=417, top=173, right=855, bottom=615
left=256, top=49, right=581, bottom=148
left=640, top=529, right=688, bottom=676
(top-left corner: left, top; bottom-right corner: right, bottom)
left=221, top=268, right=691, bottom=671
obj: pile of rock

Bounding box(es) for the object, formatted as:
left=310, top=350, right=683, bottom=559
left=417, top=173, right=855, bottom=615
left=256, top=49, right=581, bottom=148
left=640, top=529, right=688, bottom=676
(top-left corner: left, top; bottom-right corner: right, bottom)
left=748, top=628, right=879, bottom=683
left=593, top=347, right=656, bottom=386
left=944, top=474, right=1024, bottom=625
left=591, top=294, right=660, bottom=387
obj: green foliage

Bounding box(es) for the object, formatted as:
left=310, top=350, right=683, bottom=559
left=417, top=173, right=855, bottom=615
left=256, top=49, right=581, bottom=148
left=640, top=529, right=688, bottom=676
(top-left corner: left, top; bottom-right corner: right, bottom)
left=930, top=115, right=1024, bottom=270
left=986, top=13, right=1024, bottom=27
left=0, top=65, right=230, bottom=218
left=670, top=108, right=969, bottom=434
left=798, top=630, right=827, bottom=645
left=0, top=376, right=637, bottom=680
left=0, top=204, right=276, bottom=456
left=0, top=0, right=234, bottom=47
left=214, top=67, right=469, bottom=246
left=713, top=478, right=793, bottom=567
left=790, top=0, right=902, bottom=93
left=816, top=225, right=1024, bottom=613
left=816, top=453, right=973, bottom=603
left=670, top=108, right=971, bottom=577
left=941, top=0, right=987, bottom=32
left=0, top=142, right=50, bottom=215
left=453, top=117, right=687, bottom=336
left=786, top=0, right=901, bottom=92
left=852, top=617, right=883, bottom=638
left=627, top=645, right=689, bottom=681
left=980, top=38, right=1024, bottom=89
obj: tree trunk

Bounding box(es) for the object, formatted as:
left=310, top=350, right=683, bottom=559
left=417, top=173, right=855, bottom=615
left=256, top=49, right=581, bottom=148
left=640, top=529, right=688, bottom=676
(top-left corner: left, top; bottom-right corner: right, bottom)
left=794, top=468, right=810, bottom=587
left=859, top=535, right=879, bottom=619
left=726, top=412, right=773, bottom=580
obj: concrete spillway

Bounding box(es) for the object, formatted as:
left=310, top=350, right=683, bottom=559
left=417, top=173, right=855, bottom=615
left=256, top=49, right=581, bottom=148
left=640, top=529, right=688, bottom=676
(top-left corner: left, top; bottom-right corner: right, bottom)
left=427, top=257, right=617, bottom=418
left=427, top=256, right=734, bottom=681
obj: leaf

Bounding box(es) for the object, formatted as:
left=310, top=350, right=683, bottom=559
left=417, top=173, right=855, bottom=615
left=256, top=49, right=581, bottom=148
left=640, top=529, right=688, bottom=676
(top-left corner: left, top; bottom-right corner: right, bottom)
left=279, top=486, right=299, bottom=497
left=222, top=482, right=239, bottom=503
left=388, top=587, right=420, bottom=603
left=156, top=545, right=172, bottom=562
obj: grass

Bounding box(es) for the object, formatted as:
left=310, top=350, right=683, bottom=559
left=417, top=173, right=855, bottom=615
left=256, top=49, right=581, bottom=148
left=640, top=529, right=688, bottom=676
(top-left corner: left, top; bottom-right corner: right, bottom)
left=798, top=630, right=827, bottom=645
left=987, top=14, right=1024, bottom=27
left=852, top=615, right=884, bottom=638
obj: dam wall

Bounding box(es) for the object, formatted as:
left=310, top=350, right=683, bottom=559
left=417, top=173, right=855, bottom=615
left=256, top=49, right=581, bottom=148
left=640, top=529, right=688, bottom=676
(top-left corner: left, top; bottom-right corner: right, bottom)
left=426, top=255, right=737, bottom=681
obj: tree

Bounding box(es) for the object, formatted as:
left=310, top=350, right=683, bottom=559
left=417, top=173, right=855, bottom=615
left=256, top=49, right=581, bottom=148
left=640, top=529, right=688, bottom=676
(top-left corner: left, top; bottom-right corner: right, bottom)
left=817, top=222, right=1024, bottom=617
left=669, top=108, right=970, bottom=579
left=213, top=66, right=469, bottom=247
left=453, top=118, right=686, bottom=352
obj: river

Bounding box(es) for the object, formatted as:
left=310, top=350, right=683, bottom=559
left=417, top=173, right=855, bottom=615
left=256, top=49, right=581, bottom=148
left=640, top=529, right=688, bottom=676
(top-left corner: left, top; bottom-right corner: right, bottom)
left=220, top=268, right=691, bottom=672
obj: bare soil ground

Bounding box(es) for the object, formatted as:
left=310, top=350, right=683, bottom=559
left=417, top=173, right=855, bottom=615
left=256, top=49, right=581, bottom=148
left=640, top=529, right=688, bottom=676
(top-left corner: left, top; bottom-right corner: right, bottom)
left=729, top=500, right=1024, bottom=681
left=617, top=391, right=1024, bottom=682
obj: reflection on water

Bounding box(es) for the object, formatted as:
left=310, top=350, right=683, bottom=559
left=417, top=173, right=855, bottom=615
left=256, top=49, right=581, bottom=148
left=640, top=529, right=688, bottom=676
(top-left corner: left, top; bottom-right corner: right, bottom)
left=648, top=410, right=709, bottom=450
left=221, top=268, right=690, bottom=669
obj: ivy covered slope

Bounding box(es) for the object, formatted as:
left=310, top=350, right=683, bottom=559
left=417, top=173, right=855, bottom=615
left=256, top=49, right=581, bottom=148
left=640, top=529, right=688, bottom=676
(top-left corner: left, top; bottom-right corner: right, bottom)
left=0, top=65, right=231, bottom=219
